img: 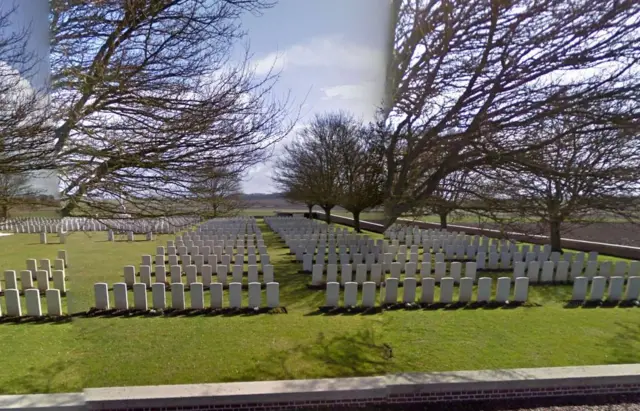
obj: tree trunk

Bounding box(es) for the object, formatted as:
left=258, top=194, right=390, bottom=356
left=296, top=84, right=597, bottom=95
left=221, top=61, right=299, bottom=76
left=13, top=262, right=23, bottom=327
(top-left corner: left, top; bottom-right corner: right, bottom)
left=353, top=210, right=361, bottom=233
left=307, top=204, right=313, bottom=219
left=549, top=219, right=563, bottom=253
left=439, top=212, right=448, bottom=229
left=60, top=202, right=75, bottom=217
left=322, top=206, right=333, bottom=225
left=1, top=205, right=7, bottom=219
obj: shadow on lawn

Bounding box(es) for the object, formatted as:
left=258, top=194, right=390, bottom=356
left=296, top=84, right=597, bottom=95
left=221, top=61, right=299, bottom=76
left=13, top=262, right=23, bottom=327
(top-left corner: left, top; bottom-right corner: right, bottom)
left=226, top=328, right=394, bottom=382
left=0, top=358, right=77, bottom=395
left=602, top=321, right=640, bottom=364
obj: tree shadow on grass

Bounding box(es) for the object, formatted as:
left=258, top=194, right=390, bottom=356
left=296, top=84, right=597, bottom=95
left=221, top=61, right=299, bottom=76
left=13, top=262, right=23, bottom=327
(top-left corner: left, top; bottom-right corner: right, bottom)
left=0, top=358, right=79, bottom=395
left=226, top=328, right=394, bottom=383
left=601, top=321, right=640, bottom=364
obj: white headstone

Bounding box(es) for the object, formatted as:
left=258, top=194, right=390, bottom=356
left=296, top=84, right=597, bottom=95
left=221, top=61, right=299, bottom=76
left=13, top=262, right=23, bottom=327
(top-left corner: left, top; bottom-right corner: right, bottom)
left=40, top=232, right=47, bottom=244
left=496, top=277, right=511, bottom=303
left=4, top=270, right=17, bottom=290
left=191, top=282, right=205, bottom=309
left=52, top=270, right=66, bottom=293
left=514, top=277, right=529, bottom=302
left=356, top=264, right=368, bottom=283
left=263, top=264, right=274, bottom=283
left=58, top=250, right=68, bottom=267
left=589, top=276, right=606, bottom=302
left=439, top=277, right=454, bottom=303
left=124, top=265, right=137, bottom=286
left=325, top=282, right=340, bottom=307
left=25, top=289, right=42, bottom=316
left=390, top=262, right=401, bottom=279
left=572, top=277, right=589, bottom=301
left=311, top=264, right=324, bottom=286
left=370, top=264, right=382, bottom=284
left=45, top=289, right=62, bottom=316
left=4, top=288, right=21, bottom=316
left=171, top=283, right=186, bottom=309
left=477, top=277, right=492, bottom=302
left=527, top=261, right=540, bottom=283
left=36, top=270, right=49, bottom=291
left=210, top=283, right=224, bottom=308
left=434, top=262, right=446, bottom=281
left=152, top=283, right=166, bottom=309
left=133, top=283, right=148, bottom=310
left=458, top=277, right=473, bottom=302
left=555, top=261, right=569, bottom=283
left=607, top=276, right=625, bottom=301
left=624, top=276, right=640, bottom=301
left=362, top=282, right=376, bottom=307
left=20, top=270, right=34, bottom=290
left=186, top=265, right=198, bottom=285
left=217, top=265, right=228, bottom=285
left=541, top=261, right=554, bottom=283
left=464, top=262, right=477, bottom=281
left=403, top=278, right=417, bottom=303
left=420, top=277, right=435, bottom=304
left=228, top=282, right=242, bottom=308
left=94, top=283, right=110, bottom=310
left=247, top=282, right=261, bottom=308
left=114, top=283, right=129, bottom=310
left=384, top=278, right=399, bottom=304
left=266, top=282, right=279, bottom=308
left=341, top=264, right=353, bottom=284
left=344, top=282, right=358, bottom=307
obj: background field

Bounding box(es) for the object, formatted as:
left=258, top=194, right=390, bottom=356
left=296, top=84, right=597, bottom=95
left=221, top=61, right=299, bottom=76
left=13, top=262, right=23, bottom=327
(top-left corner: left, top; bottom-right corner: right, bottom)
left=0, top=220, right=638, bottom=394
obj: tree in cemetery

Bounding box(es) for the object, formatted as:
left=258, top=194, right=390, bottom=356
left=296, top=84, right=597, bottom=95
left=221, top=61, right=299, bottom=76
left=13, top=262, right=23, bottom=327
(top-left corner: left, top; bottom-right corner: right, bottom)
left=0, top=5, right=56, bottom=175
left=186, top=164, right=246, bottom=218
left=377, top=0, right=640, bottom=229
left=471, top=112, right=640, bottom=252
left=272, top=112, right=348, bottom=225
left=50, top=0, right=294, bottom=218
left=281, top=186, right=315, bottom=218
left=0, top=173, right=43, bottom=219
left=414, top=170, right=472, bottom=229
left=334, top=122, right=386, bottom=232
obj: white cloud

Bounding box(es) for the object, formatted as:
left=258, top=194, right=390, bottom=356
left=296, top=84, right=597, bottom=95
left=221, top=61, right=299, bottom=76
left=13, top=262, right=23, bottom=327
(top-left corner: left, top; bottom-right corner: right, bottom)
left=252, top=35, right=385, bottom=76
left=320, top=82, right=377, bottom=101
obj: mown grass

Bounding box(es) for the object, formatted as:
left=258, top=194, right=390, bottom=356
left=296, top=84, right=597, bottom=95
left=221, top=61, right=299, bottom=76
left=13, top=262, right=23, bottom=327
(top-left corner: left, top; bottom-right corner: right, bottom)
left=0, top=221, right=638, bottom=394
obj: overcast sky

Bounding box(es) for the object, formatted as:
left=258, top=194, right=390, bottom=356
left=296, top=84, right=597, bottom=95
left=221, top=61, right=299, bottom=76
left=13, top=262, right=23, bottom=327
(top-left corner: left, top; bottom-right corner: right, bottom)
left=238, top=0, right=391, bottom=193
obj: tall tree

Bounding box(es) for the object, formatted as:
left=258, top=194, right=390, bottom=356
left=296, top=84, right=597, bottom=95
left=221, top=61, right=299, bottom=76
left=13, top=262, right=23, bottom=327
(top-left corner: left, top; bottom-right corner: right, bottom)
left=0, top=4, right=56, bottom=175
left=0, top=173, right=43, bottom=219
left=50, top=0, right=293, bottom=218
left=473, top=115, right=640, bottom=251
left=335, top=122, right=385, bottom=232
left=419, top=170, right=471, bottom=229
left=272, top=112, right=347, bottom=224
left=186, top=165, right=245, bottom=218
left=379, top=0, right=640, bottom=228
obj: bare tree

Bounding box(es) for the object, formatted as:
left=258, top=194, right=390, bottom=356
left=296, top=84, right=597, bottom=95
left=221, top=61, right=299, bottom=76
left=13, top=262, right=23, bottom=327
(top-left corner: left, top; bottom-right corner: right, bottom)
left=272, top=112, right=347, bottom=225
left=472, top=115, right=640, bottom=252
left=186, top=165, right=245, bottom=218
left=50, top=0, right=294, bottom=218
left=0, top=3, right=56, bottom=174
left=378, top=0, right=640, bottom=228
left=336, top=123, right=385, bottom=232
left=0, top=173, right=44, bottom=219
left=413, top=170, right=471, bottom=229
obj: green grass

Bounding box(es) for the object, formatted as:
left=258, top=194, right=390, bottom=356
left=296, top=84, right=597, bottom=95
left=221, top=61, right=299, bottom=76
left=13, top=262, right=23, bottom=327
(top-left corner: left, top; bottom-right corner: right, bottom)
left=0, top=222, right=638, bottom=394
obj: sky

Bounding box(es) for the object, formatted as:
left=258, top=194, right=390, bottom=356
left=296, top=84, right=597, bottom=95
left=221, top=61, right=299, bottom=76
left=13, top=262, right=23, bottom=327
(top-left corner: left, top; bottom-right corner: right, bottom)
left=2, top=0, right=391, bottom=197
left=237, top=0, right=392, bottom=193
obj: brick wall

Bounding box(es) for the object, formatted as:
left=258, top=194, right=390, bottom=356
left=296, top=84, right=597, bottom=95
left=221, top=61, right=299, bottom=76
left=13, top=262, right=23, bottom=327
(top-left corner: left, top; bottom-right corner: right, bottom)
left=87, top=382, right=640, bottom=411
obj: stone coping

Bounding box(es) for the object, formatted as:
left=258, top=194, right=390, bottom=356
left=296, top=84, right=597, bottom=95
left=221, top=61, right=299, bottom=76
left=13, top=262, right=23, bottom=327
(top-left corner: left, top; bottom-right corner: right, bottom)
left=0, top=393, right=85, bottom=410
left=2, top=364, right=638, bottom=411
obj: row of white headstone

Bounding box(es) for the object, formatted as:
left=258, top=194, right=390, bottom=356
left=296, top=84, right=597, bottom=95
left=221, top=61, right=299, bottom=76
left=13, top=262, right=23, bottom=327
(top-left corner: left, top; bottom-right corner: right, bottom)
left=94, top=282, right=280, bottom=310
left=310, top=261, right=479, bottom=286
left=161, top=244, right=268, bottom=258
left=3, top=269, right=66, bottom=293
left=571, top=276, right=640, bottom=302
left=324, top=276, right=530, bottom=308
left=4, top=216, right=199, bottom=234
left=124, top=264, right=275, bottom=286
left=0, top=289, right=65, bottom=317
left=143, top=252, right=269, bottom=270
left=513, top=259, right=640, bottom=283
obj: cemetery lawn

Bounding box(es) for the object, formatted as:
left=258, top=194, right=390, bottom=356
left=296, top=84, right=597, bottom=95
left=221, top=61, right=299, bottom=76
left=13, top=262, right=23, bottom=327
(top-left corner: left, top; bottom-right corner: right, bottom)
left=0, top=224, right=639, bottom=394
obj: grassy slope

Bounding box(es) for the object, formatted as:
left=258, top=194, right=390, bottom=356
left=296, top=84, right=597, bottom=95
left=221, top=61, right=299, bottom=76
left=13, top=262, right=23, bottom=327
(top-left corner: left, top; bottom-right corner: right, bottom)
left=0, top=223, right=638, bottom=394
